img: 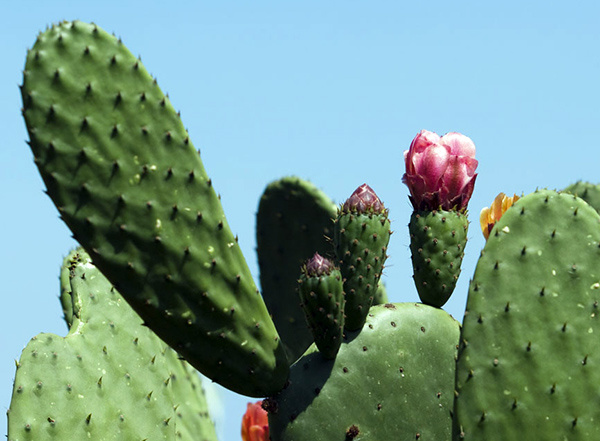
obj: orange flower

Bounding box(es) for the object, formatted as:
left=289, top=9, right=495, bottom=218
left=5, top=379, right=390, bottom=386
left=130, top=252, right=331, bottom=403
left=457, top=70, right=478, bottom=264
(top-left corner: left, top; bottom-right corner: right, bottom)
left=241, top=401, right=269, bottom=441
left=480, top=193, right=520, bottom=240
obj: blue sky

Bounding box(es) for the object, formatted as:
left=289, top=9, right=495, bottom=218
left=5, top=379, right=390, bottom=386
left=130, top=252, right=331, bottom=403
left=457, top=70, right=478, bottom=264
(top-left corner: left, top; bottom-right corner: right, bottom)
left=2, top=2, right=600, bottom=440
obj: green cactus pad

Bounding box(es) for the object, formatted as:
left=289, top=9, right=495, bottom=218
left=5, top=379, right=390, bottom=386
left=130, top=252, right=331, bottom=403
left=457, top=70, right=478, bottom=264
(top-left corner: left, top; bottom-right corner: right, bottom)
left=298, top=263, right=345, bottom=359
left=269, top=303, right=460, bottom=441
left=454, top=190, right=600, bottom=440
left=21, top=21, right=288, bottom=397
left=409, top=210, right=468, bottom=307
left=372, top=282, right=389, bottom=305
left=335, top=212, right=391, bottom=331
left=7, top=248, right=217, bottom=441
left=256, top=177, right=337, bottom=362
left=562, top=181, right=600, bottom=214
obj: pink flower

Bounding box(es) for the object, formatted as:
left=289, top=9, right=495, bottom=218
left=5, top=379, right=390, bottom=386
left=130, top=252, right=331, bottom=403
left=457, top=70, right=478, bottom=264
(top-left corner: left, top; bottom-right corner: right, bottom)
left=241, top=401, right=269, bottom=441
left=403, top=130, right=478, bottom=211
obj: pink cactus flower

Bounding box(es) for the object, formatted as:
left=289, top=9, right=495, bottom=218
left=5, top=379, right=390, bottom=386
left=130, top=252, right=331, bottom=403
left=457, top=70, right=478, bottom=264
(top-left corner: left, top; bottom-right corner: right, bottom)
left=403, top=130, right=478, bottom=211
left=241, top=401, right=269, bottom=441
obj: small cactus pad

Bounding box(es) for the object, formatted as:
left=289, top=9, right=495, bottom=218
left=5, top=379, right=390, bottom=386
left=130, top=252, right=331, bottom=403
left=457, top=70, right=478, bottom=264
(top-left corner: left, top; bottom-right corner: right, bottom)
left=409, top=210, right=468, bottom=307
left=7, top=248, right=218, bottom=441
left=268, top=303, right=460, bottom=441
left=335, top=184, right=391, bottom=331
left=257, top=177, right=337, bottom=362
left=562, top=181, right=600, bottom=214
left=454, top=190, right=600, bottom=440
left=372, top=282, right=389, bottom=305
left=21, top=21, right=288, bottom=396
left=298, top=253, right=345, bottom=359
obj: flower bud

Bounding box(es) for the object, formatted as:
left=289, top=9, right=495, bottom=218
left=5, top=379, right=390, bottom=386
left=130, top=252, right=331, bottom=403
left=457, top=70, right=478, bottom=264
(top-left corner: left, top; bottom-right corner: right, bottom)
left=403, top=130, right=478, bottom=211
left=304, top=252, right=335, bottom=277
left=480, top=192, right=520, bottom=240
left=241, top=401, right=269, bottom=441
left=342, top=184, right=385, bottom=214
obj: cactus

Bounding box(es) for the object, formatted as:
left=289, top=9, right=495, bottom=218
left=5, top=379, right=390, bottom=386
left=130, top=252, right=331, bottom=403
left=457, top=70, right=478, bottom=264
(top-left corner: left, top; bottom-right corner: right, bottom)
left=21, top=20, right=287, bottom=397
left=298, top=253, right=345, bottom=359
left=408, top=210, right=468, bottom=307
left=268, top=303, right=460, bottom=441
left=12, top=19, right=600, bottom=441
left=334, top=184, right=391, bottom=331
left=453, top=190, right=600, bottom=440
left=256, top=177, right=338, bottom=362
left=8, top=248, right=217, bottom=441
left=562, top=181, right=600, bottom=213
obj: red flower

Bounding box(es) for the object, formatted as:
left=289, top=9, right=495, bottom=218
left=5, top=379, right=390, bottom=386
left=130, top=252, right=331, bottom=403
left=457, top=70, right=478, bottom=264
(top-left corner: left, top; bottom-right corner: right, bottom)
left=242, top=401, right=269, bottom=441
left=403, top=130, right=478, bottom=211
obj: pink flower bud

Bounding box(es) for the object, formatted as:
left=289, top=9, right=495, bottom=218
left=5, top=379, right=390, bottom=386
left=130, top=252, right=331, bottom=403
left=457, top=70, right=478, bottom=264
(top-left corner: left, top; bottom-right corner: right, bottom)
left=304, top=252, right=335, bottom=277
left=403, top=130, right=478, bottom=211
left=241, top=401, right=269, bottom=441
left=342, top=184, right=385, bottom=214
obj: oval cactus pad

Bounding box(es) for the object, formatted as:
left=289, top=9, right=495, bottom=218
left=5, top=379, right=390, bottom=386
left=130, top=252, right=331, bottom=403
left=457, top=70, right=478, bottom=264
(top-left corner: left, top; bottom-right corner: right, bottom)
left=454, top=190, right=600, bottom=440
left=21, top=21, right=288, bottom=396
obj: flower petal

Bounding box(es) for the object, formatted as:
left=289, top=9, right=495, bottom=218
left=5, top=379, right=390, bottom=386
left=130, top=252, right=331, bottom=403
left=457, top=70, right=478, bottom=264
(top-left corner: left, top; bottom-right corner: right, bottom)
left=441, top=132, right=476, bottom=158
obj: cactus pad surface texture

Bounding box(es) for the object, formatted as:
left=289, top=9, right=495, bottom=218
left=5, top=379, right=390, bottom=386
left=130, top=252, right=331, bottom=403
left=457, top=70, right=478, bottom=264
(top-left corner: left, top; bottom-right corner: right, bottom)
left=454, top=190, right=600, bottom=440
left=7, top=249, right=218, bottom=441
left=21, top=20, right=288, bottom=397
left=269, top=303, right=460, bottom=441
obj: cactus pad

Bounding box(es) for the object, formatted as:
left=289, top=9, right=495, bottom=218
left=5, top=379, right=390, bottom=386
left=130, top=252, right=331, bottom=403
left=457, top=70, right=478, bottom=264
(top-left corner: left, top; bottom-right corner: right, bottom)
left=269, top=303, right=460, bottom=441
left=562, top=181, right=600, bottom=214
left=256, top=177, right=337, bottom=362
left=409, top=210, right=468, bottom=307
left=335, top=185, right=391, bottom=330
left=7, top=249, right=217, bottom=441
left=21, top=21, right=288, bottom=396
left=454, top=190, right=600, bottom=440
left=298, top=254, right=345, bottom=359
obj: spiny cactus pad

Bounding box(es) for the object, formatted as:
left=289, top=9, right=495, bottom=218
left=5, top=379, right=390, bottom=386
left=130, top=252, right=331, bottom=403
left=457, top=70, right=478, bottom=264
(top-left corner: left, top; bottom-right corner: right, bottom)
left=7, top=249, right=217, bottom=441
left=409, top=210, right=468, bottom=307
left=453, top=190, right=600, bottom=440
left=562, top=181, right=600, bottom=214
left=21, top=20, right=288, bottom=396
left=298, top=254, right=345, bottom=359
left=268, top=303, right=460, bottom=441
left=257, top=177, right=337, bottom=362
left=335, top=186, right=391, bottom=331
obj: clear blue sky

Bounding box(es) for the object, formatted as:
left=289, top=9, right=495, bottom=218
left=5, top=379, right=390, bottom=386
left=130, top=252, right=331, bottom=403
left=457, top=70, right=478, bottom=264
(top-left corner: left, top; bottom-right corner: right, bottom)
left=2, top=2, right=599, bottom=440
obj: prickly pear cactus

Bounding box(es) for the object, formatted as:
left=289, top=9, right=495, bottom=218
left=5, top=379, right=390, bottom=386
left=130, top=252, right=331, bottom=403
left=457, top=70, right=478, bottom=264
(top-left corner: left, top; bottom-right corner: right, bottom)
left=7, top=249, right=218, bottom=441
left=269, top=303, right=460, bottom=441
left=409, top=210, right=468, bottom=307
left=335, top=185, right=391, bottom=331
left=563, top=181, right=600, bottom=213
left=298, top=253, right=345, bottom=359
left=453, top=190, right=600, bottom=440
left=257, top=177, right=337, bottom=362
left=21, top=20, right=288, bottom=397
